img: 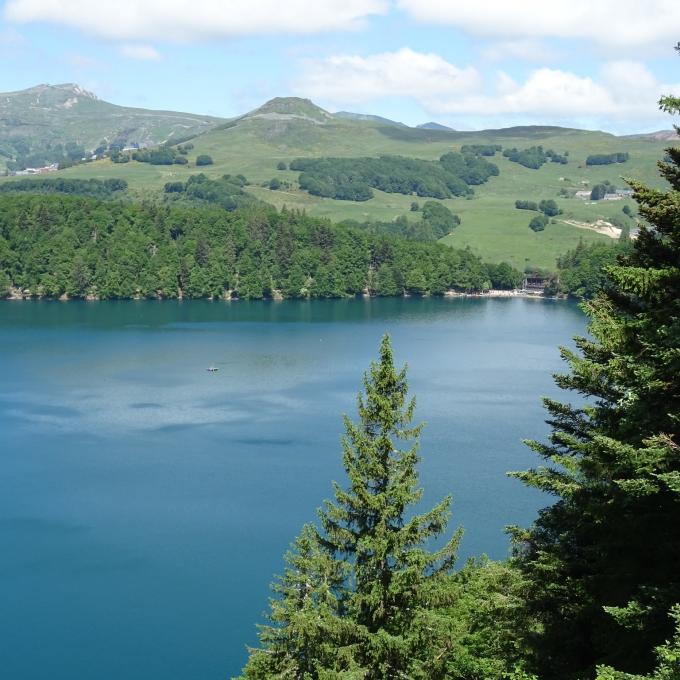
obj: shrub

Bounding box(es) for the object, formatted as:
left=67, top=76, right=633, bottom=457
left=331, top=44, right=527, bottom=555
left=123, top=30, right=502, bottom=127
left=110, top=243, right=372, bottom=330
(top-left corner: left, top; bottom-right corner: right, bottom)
left=515, top=200, right=538, bottom=211
left=529, top=215, right=549, bottom=232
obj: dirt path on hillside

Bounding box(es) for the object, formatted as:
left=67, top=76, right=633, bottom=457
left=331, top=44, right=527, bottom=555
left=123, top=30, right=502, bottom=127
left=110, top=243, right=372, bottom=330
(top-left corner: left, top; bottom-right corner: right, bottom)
left=560, top=219, right=622, bottom=239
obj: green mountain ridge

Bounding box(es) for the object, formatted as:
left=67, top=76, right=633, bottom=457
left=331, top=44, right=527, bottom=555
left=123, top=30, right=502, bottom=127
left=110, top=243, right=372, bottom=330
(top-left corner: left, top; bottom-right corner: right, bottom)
left=0, top=83, right=225, bottom=170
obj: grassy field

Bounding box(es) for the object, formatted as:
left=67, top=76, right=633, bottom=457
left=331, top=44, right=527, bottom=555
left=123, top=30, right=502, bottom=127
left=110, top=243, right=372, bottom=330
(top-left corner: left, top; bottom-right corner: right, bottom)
left=4, top=104, right=673, bottom=271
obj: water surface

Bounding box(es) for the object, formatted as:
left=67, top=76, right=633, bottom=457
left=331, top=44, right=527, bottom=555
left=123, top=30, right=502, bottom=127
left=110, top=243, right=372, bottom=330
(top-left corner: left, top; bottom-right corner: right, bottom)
left=0, top=297, right=586, bottom=679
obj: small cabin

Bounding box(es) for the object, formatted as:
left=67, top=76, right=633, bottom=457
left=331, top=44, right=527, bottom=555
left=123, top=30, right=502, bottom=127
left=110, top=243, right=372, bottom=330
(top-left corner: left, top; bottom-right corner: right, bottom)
left=523, top=276, right=548, bottom=292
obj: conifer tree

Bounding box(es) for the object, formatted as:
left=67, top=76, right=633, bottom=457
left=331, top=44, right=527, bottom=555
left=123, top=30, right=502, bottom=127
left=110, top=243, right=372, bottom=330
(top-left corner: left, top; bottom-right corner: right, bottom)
left=596, top=606, right=680, bottom=680
left=239, top=335, right=462, bottom=679
left=511, top=80, right=680, bottom=678
left=239, top=524, right=357, bottom=679
left=318, top=333, right=462, bottom=678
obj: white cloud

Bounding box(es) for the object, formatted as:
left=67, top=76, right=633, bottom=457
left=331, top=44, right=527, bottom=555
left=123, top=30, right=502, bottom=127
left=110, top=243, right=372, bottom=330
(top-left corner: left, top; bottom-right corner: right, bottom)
left=4, top=0, right=388, bottom=41
left=435, top=68, right=615, bottom=117
left=423, top=63, right=680, bottom=122
left=295, top=49, right=680, bottom=126
left=295, top=48, right=480, bottom=103
left=398, top=0, right=680, bottom=50
left=119, top=44, right=162, bottom=61
left=481, top=39, right=561, bottom=63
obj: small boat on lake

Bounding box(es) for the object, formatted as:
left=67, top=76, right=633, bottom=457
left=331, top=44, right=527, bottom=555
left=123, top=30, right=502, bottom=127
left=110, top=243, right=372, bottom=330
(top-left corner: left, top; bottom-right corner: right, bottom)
left=206, top=366, right=219, bottom=372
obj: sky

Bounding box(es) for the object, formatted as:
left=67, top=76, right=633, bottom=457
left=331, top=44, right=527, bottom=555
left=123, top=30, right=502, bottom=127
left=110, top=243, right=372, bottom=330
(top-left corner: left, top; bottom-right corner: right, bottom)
left=1, top=0, right=679, bottom=134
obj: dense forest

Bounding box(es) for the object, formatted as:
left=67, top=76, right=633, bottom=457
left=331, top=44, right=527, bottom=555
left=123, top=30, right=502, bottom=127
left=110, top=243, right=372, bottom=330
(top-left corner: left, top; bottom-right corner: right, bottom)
left=238, top=106, right=680, bottom=678
left=0, top=193, right=519, bottom=300
left=556, top=239, right=633, bottom=298
left=290, top=152, right=499, bottom=201
left=0, top=177, right=127, bottom=198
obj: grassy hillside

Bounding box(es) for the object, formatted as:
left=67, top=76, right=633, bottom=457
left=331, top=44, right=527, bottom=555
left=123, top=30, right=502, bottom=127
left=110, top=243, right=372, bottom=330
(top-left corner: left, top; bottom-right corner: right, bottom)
left=0, top=83, right=224, bottom=170
left=3, top=94, right=673, bottom=270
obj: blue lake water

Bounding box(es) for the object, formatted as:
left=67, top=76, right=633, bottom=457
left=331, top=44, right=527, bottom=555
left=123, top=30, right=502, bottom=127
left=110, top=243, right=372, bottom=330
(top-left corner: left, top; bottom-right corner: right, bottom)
left=0, top=297, right=586, bottom=679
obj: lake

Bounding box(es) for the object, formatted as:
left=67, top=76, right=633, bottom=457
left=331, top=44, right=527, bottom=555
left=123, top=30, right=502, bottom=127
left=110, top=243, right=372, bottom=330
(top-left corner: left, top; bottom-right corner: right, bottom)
left=0, top=297, right=586, bottom=679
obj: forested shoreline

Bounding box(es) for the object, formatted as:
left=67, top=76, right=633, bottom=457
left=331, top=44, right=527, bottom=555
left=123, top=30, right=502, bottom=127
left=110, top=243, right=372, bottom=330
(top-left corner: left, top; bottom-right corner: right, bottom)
left=0, top=193, right=522, bottom=301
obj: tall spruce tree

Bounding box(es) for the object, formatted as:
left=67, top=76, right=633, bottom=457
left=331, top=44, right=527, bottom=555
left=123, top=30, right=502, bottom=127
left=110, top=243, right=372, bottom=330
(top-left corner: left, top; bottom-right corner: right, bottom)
left=239, top=335, right=462, bottom=679
left=511, top=81, right=680, bottom=678
left=318, top=333, right=462, bottom=678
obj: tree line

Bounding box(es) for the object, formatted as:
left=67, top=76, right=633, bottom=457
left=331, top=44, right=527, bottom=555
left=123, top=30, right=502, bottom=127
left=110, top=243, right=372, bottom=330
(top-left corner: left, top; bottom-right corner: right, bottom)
left=0, top=177, right=127, bottom=198
left=586, top=152, right=630, bottom=165
left=0, top=193, right=521, bottom=300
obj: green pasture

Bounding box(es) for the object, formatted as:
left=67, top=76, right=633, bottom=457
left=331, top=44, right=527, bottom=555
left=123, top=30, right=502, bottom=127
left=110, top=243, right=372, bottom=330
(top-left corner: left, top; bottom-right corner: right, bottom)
left=4, top=114, right=673, bottom=270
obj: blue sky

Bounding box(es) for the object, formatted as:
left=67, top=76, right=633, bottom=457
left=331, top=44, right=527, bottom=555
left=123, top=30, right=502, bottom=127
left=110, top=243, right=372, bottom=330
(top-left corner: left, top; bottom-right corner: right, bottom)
left=1, top=0, right=679, bottom=133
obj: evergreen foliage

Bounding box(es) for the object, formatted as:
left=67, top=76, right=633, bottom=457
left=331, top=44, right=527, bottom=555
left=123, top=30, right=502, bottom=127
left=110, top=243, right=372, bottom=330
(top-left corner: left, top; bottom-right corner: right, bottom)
left=240, top=336, right=463, bottom=678
left=556, top=239, right=633, bottom=299
left=595, top=606, right=680, bottom=679
left=240, top=338, right=539, bottom=679
left=511, top=124, right=680, bottom=677
left=0, top=194, right=496, bottom=299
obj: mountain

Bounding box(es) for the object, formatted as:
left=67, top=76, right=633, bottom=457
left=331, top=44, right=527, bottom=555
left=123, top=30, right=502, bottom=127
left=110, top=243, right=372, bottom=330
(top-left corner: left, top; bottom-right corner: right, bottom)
left=621, top=129, right=678, bottom=141
left=245, top=97, right=333, bottom=123
left=0, top=83, right=224, bottom=170
left=334, top=111, right=406, bottom=127
left=417, top=122, right=455, bottom=131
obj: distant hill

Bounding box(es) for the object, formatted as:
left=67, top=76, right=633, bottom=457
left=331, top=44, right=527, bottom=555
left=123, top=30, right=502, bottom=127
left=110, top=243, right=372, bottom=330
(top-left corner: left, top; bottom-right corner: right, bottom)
left=417, top=122, right=455, bottom=131
left=0, top=83, right=224, bottom=170
left=621, top=129, right=678, bottom=141
left=245, top=97, right=333, bottom=123
left=335, top=112, right=406, bottom=127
